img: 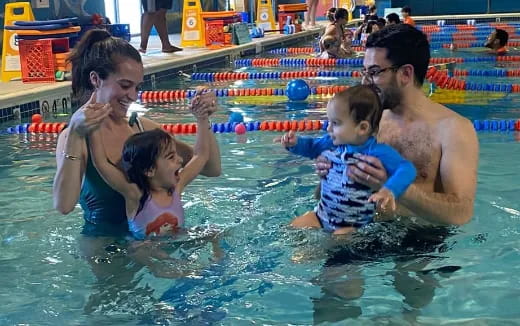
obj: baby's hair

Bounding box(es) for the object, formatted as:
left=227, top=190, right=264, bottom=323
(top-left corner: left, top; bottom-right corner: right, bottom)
left=122, top=128, right=175, bottom=213
left=332, top=85, right=383, bottom=132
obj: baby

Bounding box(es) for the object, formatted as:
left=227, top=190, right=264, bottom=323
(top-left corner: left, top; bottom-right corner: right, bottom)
left=276, top=85, right=416, bottom=235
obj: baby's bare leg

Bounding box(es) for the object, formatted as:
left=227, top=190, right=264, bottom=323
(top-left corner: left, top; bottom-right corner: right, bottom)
left=333, top=226, right=357, bottom=235
left=291, top=210, right=322, bottom=228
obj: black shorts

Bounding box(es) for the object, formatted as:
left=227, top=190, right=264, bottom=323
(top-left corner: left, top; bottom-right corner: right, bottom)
left=324, top=222, right=454, bottom=267
left=141, top=0, right=173, bottom=12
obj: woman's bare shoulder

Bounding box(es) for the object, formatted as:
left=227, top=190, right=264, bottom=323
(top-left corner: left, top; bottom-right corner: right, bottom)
left=138, top=117, right=161, bottom=130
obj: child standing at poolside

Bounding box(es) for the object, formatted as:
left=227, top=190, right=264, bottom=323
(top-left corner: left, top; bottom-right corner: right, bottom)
left=275, top=85, right=416, bottom=235
left=89, top=89, right=215, bottom=240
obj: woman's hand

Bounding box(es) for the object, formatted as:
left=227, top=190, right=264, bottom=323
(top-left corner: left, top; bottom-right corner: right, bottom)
left=191, top=87, right=217, bottom=118
left=348, top=154, right=388, bottom=191
left=68, top=91, right=112, bottom=136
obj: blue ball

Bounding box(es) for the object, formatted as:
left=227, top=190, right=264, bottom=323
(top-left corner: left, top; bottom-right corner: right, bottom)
left=286, top=79, right=310, bottom=101
left=229, top=112, right=244, bottom=123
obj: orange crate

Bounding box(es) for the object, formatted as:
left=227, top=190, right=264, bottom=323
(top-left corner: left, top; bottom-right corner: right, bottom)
left=205, top=20, right=224, bottom=46
left=19, top=39, right=55, bottom=83
left=278, top=13, right=296, bottom=31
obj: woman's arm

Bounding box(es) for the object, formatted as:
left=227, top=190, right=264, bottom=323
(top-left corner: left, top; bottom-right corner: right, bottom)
left=52, top=91, right=113, bottom=214
left=89, top=129, right=141, bottom=216
left=53, top=128, right=87, bottom=214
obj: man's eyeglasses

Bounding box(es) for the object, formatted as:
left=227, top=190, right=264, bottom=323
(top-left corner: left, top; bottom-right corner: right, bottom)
left=360, top=65, right=399, bottom=83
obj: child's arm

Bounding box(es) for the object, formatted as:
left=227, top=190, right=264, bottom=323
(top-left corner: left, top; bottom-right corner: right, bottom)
left=367, top=144, right=417, bottom=205
left=274, top=131, right=334, bottom=159
left=175, top=92, right=213, bottom=193
left=89, top=128, right=141, bottom=216
left=273, top=130, right=297, bottom=147
left=128, top=241, right=199, bottom=279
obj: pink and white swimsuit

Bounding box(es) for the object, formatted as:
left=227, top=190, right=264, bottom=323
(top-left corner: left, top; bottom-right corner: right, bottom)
left=128, top=191, right=185, bottom=239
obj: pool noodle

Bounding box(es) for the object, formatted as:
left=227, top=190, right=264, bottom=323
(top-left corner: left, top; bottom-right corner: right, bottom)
left=6, top=24, right=77, bottom=31
left=13, top=17, right=78, bottom=26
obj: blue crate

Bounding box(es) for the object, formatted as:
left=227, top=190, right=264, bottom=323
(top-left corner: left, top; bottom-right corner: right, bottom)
left=106, top=24, right=131, bottom=40
left=71, top=24, right=131, bottom=47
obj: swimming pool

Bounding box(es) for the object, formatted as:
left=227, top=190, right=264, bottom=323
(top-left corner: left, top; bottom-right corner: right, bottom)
left=2, top=37, right=520, bottom=325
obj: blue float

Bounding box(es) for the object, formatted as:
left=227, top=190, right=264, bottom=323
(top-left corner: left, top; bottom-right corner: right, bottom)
left=229, top=112, right=244, bottom=123
left=286, top=79, right=310, bottom=101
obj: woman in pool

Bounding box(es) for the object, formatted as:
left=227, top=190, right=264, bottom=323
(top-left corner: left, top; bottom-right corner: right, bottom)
left=52, top=29, right=221, bottom=236
left=320, top=8, right=353, bottom=57
left=88, top=88, right=213, bottom=240
left=319, top=34, right=354, bottom=59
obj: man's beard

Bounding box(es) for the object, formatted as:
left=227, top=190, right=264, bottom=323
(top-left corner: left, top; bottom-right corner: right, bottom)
left=380, top=75, right=403, bottom=110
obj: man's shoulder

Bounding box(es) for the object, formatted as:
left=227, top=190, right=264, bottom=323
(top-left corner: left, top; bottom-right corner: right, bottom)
left=434, top=104, right=477, bottom=143
left=432, top=102, right=469, bottom=124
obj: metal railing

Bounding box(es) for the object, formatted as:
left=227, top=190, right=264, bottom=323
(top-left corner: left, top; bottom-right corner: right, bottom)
left=414, top=13, right=520, bottom=25
left=344, top=13, right=520, bottom=28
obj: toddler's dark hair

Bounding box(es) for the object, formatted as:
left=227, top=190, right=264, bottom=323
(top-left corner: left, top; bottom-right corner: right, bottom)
left=122, top=128, right=174, bottom=213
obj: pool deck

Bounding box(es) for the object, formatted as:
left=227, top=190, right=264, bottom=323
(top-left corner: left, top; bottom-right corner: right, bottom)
left=0, top=28, right=323, bottom=124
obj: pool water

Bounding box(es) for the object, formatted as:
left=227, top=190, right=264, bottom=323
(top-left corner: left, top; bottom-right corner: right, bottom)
left=2, top=43, right=520, bottom=325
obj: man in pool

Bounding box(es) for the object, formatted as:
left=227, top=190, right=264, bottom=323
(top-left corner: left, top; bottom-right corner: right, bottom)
left=451, top=28, right=512, bottom=54
left=308, top=23, right=478, bottom=322
left=315, top=23, right=479, bottom=227
left=485, top=28, right=509, bottom=55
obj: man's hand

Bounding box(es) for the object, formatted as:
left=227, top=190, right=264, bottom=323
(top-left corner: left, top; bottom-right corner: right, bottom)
left=315, top=155, right=332, bottom=178
left=348, top=154, right=388, bottom=191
